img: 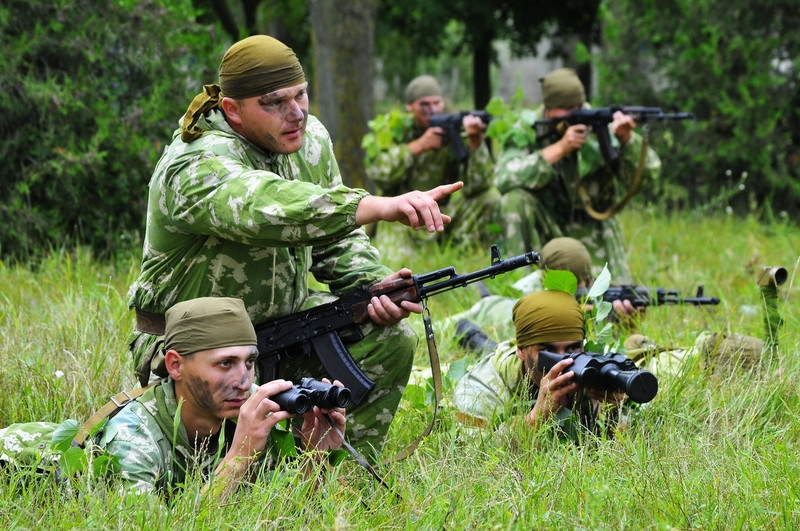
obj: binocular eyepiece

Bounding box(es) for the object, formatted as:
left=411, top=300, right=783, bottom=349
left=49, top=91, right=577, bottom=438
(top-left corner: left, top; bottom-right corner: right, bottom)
left=271, top=377, right=351, bottom=415
left=538, top=350, right=658, bottom=404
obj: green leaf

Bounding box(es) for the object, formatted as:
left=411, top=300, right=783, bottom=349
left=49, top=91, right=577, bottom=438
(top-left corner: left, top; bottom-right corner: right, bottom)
left=270, top=422, right=299, bottom=459
left=519, top=108, right=539, bottom=127
left=485, top=96, right=507, bottom=116
left=59, top=446, right=89, bottom=475
left=403, top=382, right=427, bottom=409
left=446, top=357, right=469, bottom=383
left=327, top=449, right=348, bottom=467
left=92, top=453, right=120, bottom=475
left=587, top=265, right=612, bottom=299
left=594, top=300, right=613, bottom=322
left=51, top=419, right=81, bottom=452
left=543, top=269, right=578, bottom=294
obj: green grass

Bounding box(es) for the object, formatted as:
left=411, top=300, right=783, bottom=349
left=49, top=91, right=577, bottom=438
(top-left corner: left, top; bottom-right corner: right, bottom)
left=1, top=209, right=798, bottom=529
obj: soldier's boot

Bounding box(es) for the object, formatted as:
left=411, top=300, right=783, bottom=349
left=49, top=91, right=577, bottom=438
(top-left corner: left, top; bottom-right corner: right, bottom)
left=455, top=319, right=498, bottom=355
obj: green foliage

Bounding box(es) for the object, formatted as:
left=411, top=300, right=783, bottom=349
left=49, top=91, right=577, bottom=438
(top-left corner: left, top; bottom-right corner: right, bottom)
left=599, top=0, right=800, bottom=216
left=51, top=419, right=120, bottom=477
left=542, top=265, right=617, bottom=353
left=580, top=265, right=616, bottom=351
left=374, top=0, right=603, bottom=107
left=0, top=211, right=799, bottom=526
left=484, top=89, right=539, bottom=150
left=0, top=0, right=222, bottom=261
left=361, top=109, right=414, bottom=162
left=541, top=268, right=579, bottom=295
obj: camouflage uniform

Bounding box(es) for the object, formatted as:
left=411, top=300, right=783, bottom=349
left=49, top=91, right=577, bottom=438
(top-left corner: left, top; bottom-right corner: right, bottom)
left=0, top=379, right=272, bottom=494
left=452, top=342, right=601, bottom=440
left=494, top=107, right=661, bottom=283
left=0, top=422, right=62, bottom=474
left=365, top=113, right=499, bottom=256
left=128, top=110, right=417, bottom=457
left=444, top=271, right=543, bottom=342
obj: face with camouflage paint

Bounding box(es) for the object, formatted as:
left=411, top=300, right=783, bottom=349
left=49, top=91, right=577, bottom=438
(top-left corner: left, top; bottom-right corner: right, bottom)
left=407, top=95, right=445, bottom=129
left=222, top=82, right=309, bottom=154
left=171, top=345, right=258, bottom=434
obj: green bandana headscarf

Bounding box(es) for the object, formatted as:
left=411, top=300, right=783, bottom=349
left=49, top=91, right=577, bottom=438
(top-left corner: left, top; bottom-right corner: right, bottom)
left=541, top=237, right=593, bottom=284
left=165, top=297, right=256, bottom=356
left=143, top=297, right=257, bottom=379
left=513, top=290, right=584, bottom=348
left=404, top=75, right=443, bottom=103
left=181, top=35, right=306, bottom=143
left=541, top=68, right=586, bottom=110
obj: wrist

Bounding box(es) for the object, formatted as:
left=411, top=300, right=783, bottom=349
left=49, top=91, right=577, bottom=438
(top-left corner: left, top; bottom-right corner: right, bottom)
left=408, top=138, right=426, bottom=156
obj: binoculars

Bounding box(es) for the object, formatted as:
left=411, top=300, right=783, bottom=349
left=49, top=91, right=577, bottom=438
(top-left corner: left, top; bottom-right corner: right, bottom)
left=538, top=350, right=658, bottom=404
left=272, top=377, right=351, bottom=415
left=757, top=266, right=787, bottom=288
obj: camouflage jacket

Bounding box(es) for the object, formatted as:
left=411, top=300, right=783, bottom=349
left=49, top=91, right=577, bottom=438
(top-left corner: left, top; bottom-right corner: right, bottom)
left=0, top=379, right=271, bottom=495
left=94, top=377, right=265, bottom=494
left=128, top=110, right=391, bottom=323
left=364, top=111, right=494, bottom=199
left=494, top=106, right=662, bottom=219
left=453, top=342, right=599, bottom=439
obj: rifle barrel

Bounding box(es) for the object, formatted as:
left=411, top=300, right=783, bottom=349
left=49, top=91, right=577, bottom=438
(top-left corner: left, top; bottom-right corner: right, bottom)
left=419, top=251, right=539, bottom=299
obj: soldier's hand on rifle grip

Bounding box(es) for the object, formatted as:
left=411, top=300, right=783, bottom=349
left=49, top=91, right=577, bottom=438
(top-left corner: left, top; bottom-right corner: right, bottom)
left=408, top=126, right=445, bottom=155
left=563, top=124, right=589, bottom=151
left=463, top=114, right=487, bottom=151
left=543, top=124, right=588, bottom=164
left=611, top=111, right=636, bottom=147
left=368, top=268, right=423, bottom=326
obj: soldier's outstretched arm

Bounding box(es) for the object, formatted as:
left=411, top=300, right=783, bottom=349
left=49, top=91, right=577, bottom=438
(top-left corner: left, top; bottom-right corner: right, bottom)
left=355, top=181, right=464, bottom=232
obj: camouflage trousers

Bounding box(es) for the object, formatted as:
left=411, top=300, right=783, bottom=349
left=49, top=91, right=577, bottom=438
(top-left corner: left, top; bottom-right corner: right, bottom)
left=496, top=188, right=633, bottom=284
left=129, top=292, right=417, bottom=462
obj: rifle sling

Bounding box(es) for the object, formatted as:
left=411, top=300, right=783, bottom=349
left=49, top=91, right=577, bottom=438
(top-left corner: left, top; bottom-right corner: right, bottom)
left=72, top=381, right=161, bottom=448
left=576, top=128, right=649, bottom=221
left=385, top=303, right=443, bottom=464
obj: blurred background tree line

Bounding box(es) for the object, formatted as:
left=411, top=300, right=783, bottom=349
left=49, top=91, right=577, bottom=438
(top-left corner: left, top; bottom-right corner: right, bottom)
left=1, top=0, right=797, bottom=261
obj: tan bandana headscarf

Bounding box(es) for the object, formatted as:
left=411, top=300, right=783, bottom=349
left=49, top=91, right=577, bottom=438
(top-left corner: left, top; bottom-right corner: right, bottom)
left=404, top=75, right=443, bottom=104
left=165, top=297, right=256, bottom=356
left=513, top=290, right=584, bottom=348
left=541, top=237, right=593, bottom=284
left=541, top=68, right=586, bottom=110
left=142, top=297, right=256, bottom=381
left=181, top=35, right=306, bottom=143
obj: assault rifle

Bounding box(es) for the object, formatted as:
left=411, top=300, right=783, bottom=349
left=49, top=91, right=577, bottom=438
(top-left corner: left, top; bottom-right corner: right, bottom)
left=538, top=350, right=658, bottom=403
left=575, top=285, right=720, bottom=308
left=255, top=245, right=539, bottom=405
left=428, top=110, right=492, bottom=163
left=534, top=105, right=694, bottom=167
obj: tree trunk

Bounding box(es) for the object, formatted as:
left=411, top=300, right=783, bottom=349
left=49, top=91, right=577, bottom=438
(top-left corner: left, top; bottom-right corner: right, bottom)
left=472, top=31, right=493, bottom=110
left=309, top=0, right=376, bottom=191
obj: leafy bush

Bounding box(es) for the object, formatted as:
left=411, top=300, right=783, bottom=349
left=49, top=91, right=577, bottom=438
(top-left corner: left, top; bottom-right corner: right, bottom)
left=598, top=0, right=800, bottom=218
left=0, top=0, right=223, bottom=261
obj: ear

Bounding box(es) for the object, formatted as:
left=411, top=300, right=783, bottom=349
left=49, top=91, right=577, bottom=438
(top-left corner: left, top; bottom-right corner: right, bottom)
left=405, top=103, right=413, bottom=113
left=165, top=349, right=185, bottom=381
left=220, top=97, right=243, bottom=126
left=517, top=345, right=539, bottom=363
